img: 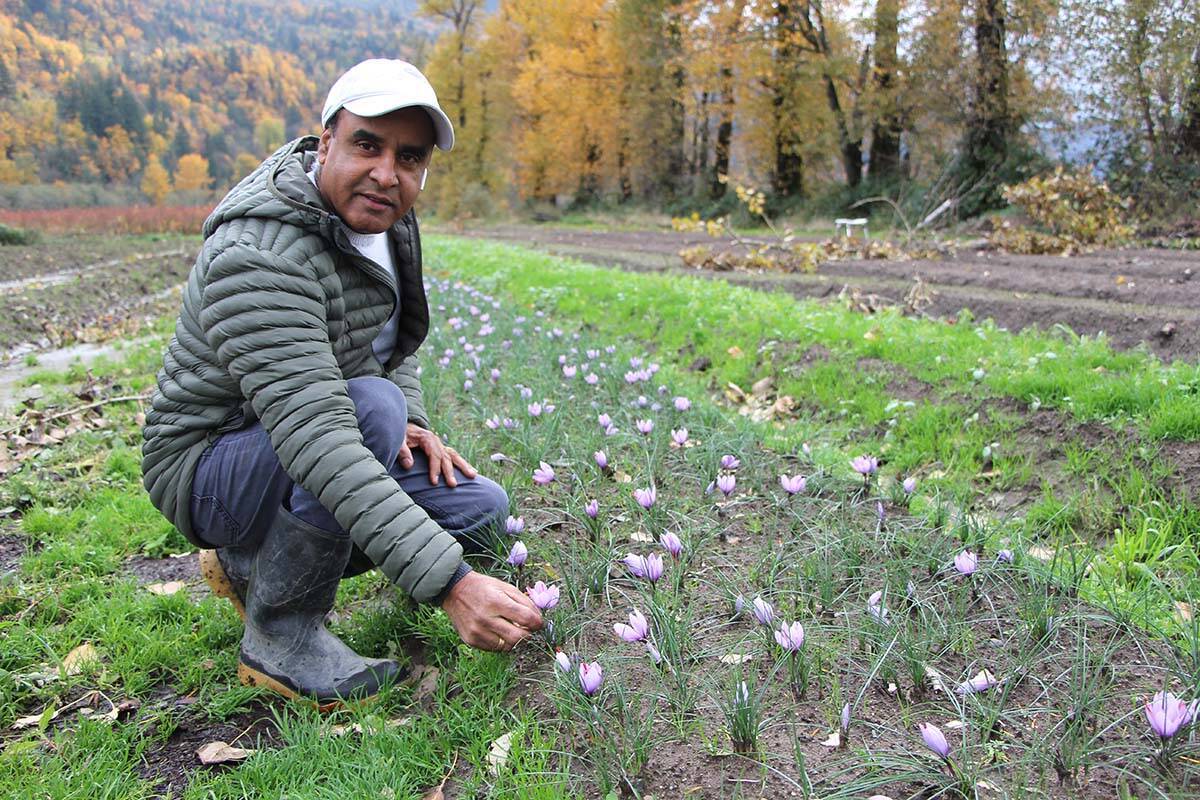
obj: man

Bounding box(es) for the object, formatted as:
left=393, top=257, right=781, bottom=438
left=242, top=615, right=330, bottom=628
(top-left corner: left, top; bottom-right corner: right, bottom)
left=141, top=59, right=542, bottom=707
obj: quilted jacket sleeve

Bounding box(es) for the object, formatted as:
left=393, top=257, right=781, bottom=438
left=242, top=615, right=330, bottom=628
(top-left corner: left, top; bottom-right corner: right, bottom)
left=199, top=242, right=462, bottom=602
left=388, top=354, right=429, bottom=429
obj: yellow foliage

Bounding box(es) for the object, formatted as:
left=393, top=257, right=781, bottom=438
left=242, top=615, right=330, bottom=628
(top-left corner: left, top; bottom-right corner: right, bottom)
left=174, top=153, right=212, bottom=192
left=992, top=168, right=1136, bottom=253
left=140, top=157, right=171, bottom=204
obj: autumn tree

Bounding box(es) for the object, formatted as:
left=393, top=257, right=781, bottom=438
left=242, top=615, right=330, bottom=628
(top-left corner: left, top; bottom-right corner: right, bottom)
left=174, top=153, right=211, bottom=192
left=868, top=0, right=904, bottom=182
left=141, top=156, right=171, bottom=204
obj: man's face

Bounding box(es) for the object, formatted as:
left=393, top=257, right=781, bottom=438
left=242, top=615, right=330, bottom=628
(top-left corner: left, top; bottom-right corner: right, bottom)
left=316, top=107, right=435, bottom=234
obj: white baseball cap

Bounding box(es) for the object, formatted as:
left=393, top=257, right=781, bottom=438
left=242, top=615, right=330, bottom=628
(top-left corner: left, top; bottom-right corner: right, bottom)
left=321, top=59, right=454, bottom=151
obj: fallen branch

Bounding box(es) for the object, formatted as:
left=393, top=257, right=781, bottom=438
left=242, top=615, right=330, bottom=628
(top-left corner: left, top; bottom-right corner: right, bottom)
left=0, top=392, right=152, bottom=437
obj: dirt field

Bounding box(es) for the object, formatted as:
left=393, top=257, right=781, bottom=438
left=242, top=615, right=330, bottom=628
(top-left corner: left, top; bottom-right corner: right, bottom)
left=454, top=225, right=1200, bottom=363
left=1, top=228, right=1197, bottom=365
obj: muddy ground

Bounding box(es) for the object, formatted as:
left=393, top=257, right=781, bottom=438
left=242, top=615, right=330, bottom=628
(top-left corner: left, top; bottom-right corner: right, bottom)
left=453, top=225, right=1200, bottom=362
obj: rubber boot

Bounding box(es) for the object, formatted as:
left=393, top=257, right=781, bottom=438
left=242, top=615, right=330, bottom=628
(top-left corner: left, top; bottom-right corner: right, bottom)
left=203, top=542, right=373, bottom=620
left=199, top=546, right=254, bottom=620
left=236, top=507, right=404, bottom=709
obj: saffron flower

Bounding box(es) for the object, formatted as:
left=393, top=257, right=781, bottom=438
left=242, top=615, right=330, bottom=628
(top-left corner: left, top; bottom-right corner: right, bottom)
left=485, top=416, right=500, bottom=430
left=660, top=531, right=682, bottom=558
left=919, top=722, right=951, bottom=760
left=1145, top=691, right=1197, bottom=740
left=774, top=621, right=805, bottom=651
left=903, top=476, right=917, bottom=494
left=751, top=596, right=775, bottom=626
left=716, top=474, right=737, bottom=497
left=674, top=396, right=691, bottom=411
left=584, top=372, right=599, bottom=385
left=505, top=515, right=525, bottom=535
left=645, top=642, right=662, bottom=664
left=851, top=455, right=878, bottom=477
left=532, top=461, right=556, bottom=485
left=506, top=541, right=528, bottom=567
left=614, top=609, right=650, bottom=642
left=634, top=485, right=657, bottom=509
left=867, top=590, right=889, bottom=622
left=779, top=474, right=806, bottom=495
left=584, top=499, right=599, bottom=519
left=525, top=581, right=560, bottom=610
left=996, top=549, right=1014, bottom=564
left=643, top=553, right=665, bottom=583
left=594, top=450, right=609, bottom=469
left=562, top=365, right=577, bottom=378
left=671, top=428, right=689, bottom=445
left=734, top=594, right=746, bottom=615
left=622, top=553, right=648, bottom=578
left=635, top=419, right=654, bottom=435
left=555, top=651, right=571, bottom=672
left=579, top=661, right=603, bottom=696
left=604, top=423, right=619, bottom=436
left=720, top=454, right=741, bottom=470
left=954, top=550, right=978, bottom=576
left=598, top=413, right=612, bottom=429
left=956, top=669, right=999, bottom=695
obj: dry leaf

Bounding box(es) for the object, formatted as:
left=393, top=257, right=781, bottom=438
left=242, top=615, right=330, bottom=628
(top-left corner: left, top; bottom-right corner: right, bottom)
left=11, top=712, right=47, bottom=730
left=863, top=327, right=880, bottom=341
left=410, top=666, right=440, bottom=709
left=750, top=376, right=774, bottom=398
left=723, top=382, right=748, bottom=403
left=421, top=789, right=445, bottom=800
left=718, top=653, right=752, bottom=665
left=196, top=741, right=254, bottom=765
left=820, top=731, right=841, bottom=748
left=146, top=581, right=187, bottom=596
left=62, top=643, right=99, bottom=675
left=487, top=731, right=513, bottom=777
left=613, top=470, right=632, bottom=484
left=1175, top=602, right=1193, bottom=623
left=726, top=345, right=743, bottom=358
left=1028, top=545, right=1055, bottom=561
left=924, top=665, right=948, bottom=692
left=628, top=529, right=654, bottom=543
left=945, top=720, right=967, bottom=730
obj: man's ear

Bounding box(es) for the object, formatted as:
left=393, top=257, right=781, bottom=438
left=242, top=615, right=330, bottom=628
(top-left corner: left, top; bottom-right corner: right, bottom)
left=316, top=128, right=332, bottom=164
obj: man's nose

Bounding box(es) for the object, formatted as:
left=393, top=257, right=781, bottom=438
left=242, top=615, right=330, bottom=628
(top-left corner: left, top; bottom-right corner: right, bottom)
left=370, top=157, right=400, bottom=189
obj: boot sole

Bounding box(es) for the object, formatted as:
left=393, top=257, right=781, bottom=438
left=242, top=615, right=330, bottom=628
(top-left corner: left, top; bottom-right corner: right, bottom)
left=199, top=549, right=247, bottom=621
left=237, top=662, right=348, bottom=713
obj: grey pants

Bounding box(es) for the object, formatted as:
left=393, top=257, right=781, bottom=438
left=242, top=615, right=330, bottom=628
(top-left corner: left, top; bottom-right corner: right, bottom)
left=189, top=376, right=507, bottom=559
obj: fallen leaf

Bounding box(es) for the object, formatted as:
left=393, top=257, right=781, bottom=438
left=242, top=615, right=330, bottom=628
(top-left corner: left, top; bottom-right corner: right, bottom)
left=410, top=666, right=440, bottom=709
left=945, top=720, right=967, bottom=730
left=924, top=665, right=948, bottom=692
left=1176, top=602, right=1193, bottom=623
left=487, top=731, right=513, bottom=777
left=196, top=741, right=255, bottom=765
left=820, top=731, right=841, bottom=748
left=146, top=581, right=187, bottom=596
left=421, top=789, right=444, bottom=800
left=1028, top=545, right=1055, bottom=561
left=628, top=529, right=654, bottom=543
left=613, top=470, right=632, bottom=484
left=750, top=376, right=774, bottom=398
left=62, top=643, right=99, bottom=675
left=726, top=346, right=743, bottom=358
left=718, top=653, right=752, bottom=665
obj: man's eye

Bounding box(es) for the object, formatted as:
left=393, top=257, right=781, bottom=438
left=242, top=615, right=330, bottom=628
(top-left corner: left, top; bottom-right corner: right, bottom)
left=356, top=141, right=376, bottom=152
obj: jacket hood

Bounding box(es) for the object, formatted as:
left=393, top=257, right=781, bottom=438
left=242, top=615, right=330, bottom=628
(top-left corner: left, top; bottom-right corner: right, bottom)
left=202, top=137, right=336, bottom=240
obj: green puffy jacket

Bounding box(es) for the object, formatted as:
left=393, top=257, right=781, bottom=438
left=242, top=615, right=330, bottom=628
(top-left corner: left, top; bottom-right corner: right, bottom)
left=141, top=137, right=462, bottom=603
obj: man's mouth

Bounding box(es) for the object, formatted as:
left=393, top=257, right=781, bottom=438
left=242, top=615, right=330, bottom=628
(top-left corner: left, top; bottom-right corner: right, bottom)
left=359, top=193, right=395, bottom=209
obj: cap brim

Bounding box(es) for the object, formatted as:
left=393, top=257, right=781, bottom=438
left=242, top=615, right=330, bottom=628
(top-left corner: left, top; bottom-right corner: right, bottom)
left=341, top=97, right=454, bottom=151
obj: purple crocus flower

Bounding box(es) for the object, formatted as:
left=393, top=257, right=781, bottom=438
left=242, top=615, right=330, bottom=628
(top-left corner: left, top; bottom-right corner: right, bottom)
left=671, top=428, right=689, bottom=445
left=532, top=461, right=556, bottom=485
left=584, top=373, right=599, bottom=385
left=876, top=501, right=887, bottom=523
left=506, top=541, right=528, bottom=567
left=1145, top=691, right=1197, bottom=739
left=554, top=651, right=571, bottom=672
left=751, top=596, right=774, bottom=626
left=867, top=590, right=889, bottom=622
left=716, top=474, right=737, bottom=497
left=643, top=553, right=664, bottom=583
left=485, top=416, right=501, bottom=430
left=562, top=365, right=577, bottom=378
left=720, top=454, right=741, bottom=470
left=505, top=515, right=525, bottom=535
left=674, top=396, right=691, bottom=411
left=956, top=669, right=999, bottom=695
left=851, top=455, right=879, bottom=476
left=773, top=621, right=805, bottom=651
left=645, top=642, right=662, bottom=664
left=780, top=474, right=806, bottom=495
left=660, top=531, right=682, bottom=558
left=919, top=722, right=951, bottom=760
left=622, top=553, right=648, bottom=578
left=579, top=661, right=603, bottom=696
left=734, top=594, right=746, bottom=615
left=635, top=419, right=654, bottom=435
left=525, top=580, right=560, bottom=610
left=594, top=450, right=608, bottom=469
left=954, top=550, right=978, bottom=576
left=614, top=609, right=650, bottom=642
left=903, top=476, right=917, bottom=494
left=584, top=499, right=599, bottom=519
left=598, top=413, right=612, bottom=429
left=604, top=423, right=619, bottom=436
left=634, top=486, right=657, bottom=509
left=997, top=549, right=1014, bottom=564
left=527, top=401, right=543, bottom=417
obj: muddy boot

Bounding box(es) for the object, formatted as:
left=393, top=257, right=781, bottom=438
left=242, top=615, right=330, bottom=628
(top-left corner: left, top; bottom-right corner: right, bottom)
left=199, top=545, right=254, bottom=620
left=237, top=508, right=404, bottom=709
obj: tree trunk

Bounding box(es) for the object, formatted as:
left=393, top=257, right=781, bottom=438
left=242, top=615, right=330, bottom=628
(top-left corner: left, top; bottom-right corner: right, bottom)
left=771, top=2, right=805, bottom=197
left=825, top=74, right=863, bottom=187
left=962, top=0, right=1010, bottom=178
left=711, top=65, right=734, bottom=199
left=868, top=0, right=903, bottom=182
left=1178, top=42, right=1200, bottom=159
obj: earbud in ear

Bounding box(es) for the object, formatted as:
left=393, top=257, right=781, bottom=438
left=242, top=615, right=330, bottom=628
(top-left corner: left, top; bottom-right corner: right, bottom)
left=420, top=168, right=428, bottom=191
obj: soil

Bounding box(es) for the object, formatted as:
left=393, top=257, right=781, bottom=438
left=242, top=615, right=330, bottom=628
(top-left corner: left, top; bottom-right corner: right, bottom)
left=452, top=225, right=1200, bottom=363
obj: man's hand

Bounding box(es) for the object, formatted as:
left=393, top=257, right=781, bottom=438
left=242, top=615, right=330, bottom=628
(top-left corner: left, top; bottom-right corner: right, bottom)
left=399, top=423, right=478, bottom=487
left=441, top=572, right=543, bottom=652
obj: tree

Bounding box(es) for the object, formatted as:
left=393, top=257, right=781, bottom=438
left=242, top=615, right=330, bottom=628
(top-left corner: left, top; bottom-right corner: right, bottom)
left=868, top=0, right=904, bottom=182
left=254, top=116, right=285, bottom=155
left=141, top=156, right=171, bottom=204
left=959, top=0, right=1012, bottom=186
left=174, top=153, right=211, bottom=191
